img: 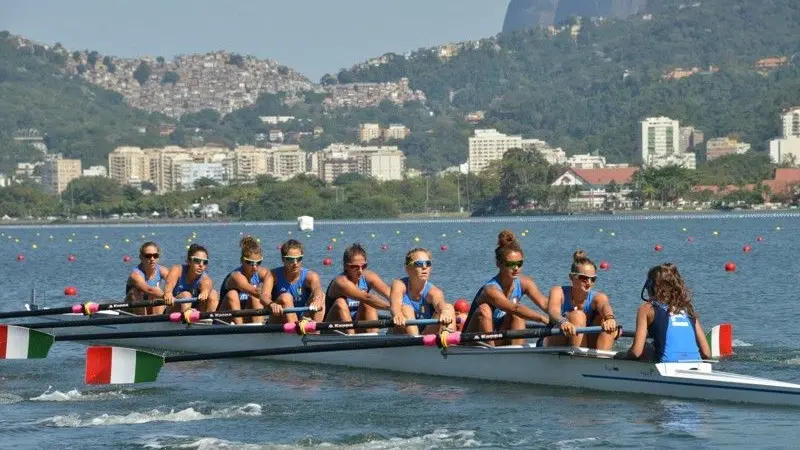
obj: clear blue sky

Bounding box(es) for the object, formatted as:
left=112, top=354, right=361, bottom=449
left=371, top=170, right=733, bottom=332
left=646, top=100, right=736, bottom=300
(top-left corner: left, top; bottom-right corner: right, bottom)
left=0, top=0, right=509, bottom=81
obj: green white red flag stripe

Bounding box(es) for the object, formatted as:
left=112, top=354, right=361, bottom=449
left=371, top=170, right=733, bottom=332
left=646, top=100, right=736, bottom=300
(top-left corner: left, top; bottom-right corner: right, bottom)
left=0, top=325, right=54, bottom=359
left=85, top=346, right=164, bottom=384
left=706, top=323, right=733, bottom=358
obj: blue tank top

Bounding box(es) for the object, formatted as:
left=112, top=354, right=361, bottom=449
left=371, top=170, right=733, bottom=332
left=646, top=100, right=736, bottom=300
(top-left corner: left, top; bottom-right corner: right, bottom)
left=648, top=300, right=701, bottom=362
left=466, top=276, right=522, bottom=325
left=221, top=266, right=263, bottom=300
left=400, top=277, right=433, bottom=320
left=560, top=286, right=597, bottom=323
left=271, top=267, right=311, bottom=307
left=126, top=264, right=163, bottom=294
left=325, top=274, right=370, bottom=319
left=172, top=265, right=206, bottom=296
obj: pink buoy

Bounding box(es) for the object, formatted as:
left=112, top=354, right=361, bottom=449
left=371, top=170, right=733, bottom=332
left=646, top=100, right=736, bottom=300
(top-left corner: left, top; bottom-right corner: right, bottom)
left=16, top=253, right=24, bottom=261
left=381, top=244, right=388, bottom=251
left=454, top=298, right=469, bottom=313
left=599, top=260, right=610, bottom=270
left=743, top=244, right=752, bottom=253
left=654, top=244, right=664, bottom=252
left=67, top=254, right=76, bottom=262
left=122, top=255, right=132, bottom=263
left=322, top=258, right=333, bottom=266
left=756, top=236, right=764, bottom=242
left=687, top=236, right=695, bottom=242
left=440, top=245, right=448, bottom=251
left=724, top=261, right=737, bottom=272
left=326, top=244, right=333, bottom=251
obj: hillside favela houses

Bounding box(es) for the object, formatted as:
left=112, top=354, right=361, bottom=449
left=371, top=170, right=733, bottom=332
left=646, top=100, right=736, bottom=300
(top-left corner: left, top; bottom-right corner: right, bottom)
left=108, top=143, right=405, bottom=193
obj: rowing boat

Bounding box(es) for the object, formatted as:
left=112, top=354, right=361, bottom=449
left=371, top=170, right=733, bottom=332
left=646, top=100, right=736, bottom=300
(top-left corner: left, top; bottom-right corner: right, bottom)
left=15, top=310, right=800, bottom=407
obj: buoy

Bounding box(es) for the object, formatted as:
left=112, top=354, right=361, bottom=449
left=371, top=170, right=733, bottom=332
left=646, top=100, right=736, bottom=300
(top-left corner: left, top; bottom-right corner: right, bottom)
left=687, top=236, right=695, bottom=242
left=724, top=261, right=737, bottom=272
left=609, top=232, right=616, bottom=237
left=124, top=238, right=130, bottom=243
left=454, top=299, right=469, bottom=314
left=123, top=255, right=132, bottom=263
left=681, top=227, right=687, bottom=232
left=326, top=244, right=333, bottom=251
left=457, top=230, right=462, bottom=234
left=520, top=232, right=527, bottom=237
left=396, top=230, right=400, bottom=235
left=64, top=286, right=78, bottom=296
left=441, top=233, right=447, bottom=238
left=776, top=226, right=782, bottom=231
left=743, top=244, right=752, bottom=253
left=67, top=254, right=76, bottom=262
left=440, top=245, right=448, bottom=251
left=94, top=235, right=99, bottom=240
left=756, top=236, right=764, bottom=242
left=276, top=244, right=281, bottom=250
left=67, top=238, right=73, bottom=243
left=370, top=233, right=376, bottom=238
left=340, top=231, right=344, bottom=235
left=331, top=237, right=337, bottom=243
left=414, top=237, right=420, bottom=242
left=712, top=231, right=719, bottom=236
left=381, top=244, right=388, bottom=251
left=16, top=253, right=24, bottom=261
left=103, top=244, right=110, bottom=249
left=31, top=244, right=37, bottom=249
left=599, top=261, right=610, bottom=270
left=654, top=244, right=664, bottom=252
left=322, top=258, right=332, bottom=266
left=288, top=231, right=292, bottom=235
left=598, top=228, right=604, bottom=232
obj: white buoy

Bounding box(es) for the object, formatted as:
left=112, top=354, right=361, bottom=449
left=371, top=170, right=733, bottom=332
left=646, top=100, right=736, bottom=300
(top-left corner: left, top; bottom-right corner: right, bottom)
left=297, top=216, right=314, bottom=231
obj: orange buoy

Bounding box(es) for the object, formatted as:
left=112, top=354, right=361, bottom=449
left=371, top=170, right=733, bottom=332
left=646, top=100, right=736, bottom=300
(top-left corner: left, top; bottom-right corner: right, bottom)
left=67, top=254, right=76, bottom=262
left=64, top=286, right=78, bottom=296
left=454, top=298, right=469, bottom=313
left=322, top=258, right=333, bottom=266
left=16, top=253, right=24, bottom=261
left=654, top=244, right=664, bottom=252
left=743, top=244, right=752, bottom=253
left=599, top=260, right=610, bottom=270
left=724, top=261, right=736, bottom=272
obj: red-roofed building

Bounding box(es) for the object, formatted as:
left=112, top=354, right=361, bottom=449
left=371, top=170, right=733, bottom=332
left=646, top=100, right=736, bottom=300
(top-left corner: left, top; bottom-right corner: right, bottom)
left=763, top=168, right=800, bottom=197
left=551, top=167, right=639, bottom=209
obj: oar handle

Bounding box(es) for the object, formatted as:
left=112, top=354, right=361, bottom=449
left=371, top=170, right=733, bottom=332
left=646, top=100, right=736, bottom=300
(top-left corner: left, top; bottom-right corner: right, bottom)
left=526, top=320, right=630, bottom=338
left=79, top=297, right=197, bottom=315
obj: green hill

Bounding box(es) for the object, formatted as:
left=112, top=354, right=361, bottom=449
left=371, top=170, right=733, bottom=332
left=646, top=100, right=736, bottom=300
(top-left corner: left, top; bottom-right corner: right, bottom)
left=334, top=0, right=800, bottom=163
left=0, top=32, right=169, bottom=173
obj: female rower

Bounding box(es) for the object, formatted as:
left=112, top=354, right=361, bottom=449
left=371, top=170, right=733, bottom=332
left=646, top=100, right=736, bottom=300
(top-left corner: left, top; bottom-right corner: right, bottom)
left=390, top=247, right=454, bottom=335
left=163, top=244, right=219, bottom=313
left=324, top=243, right=390, bottom=333
left=544, top=250, right=618, bottom=350
left=462, top=230, right=549, bottom=346
left=266, top=239, right=325, bottom=324
left=124, top=241, right=170, bottom=315
left=219, top=236, right=278, bottom=324
left=623, top=263, right=711, bottom=362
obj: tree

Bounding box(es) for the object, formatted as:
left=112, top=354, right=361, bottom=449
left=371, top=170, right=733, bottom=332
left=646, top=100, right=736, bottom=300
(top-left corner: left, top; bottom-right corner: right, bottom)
left=277, top=65, right=289, bottom=76
left=71, top=51, right=80, bottom=62
left=161, top=71, right=179, bottom=85
left=320, top=73, right=337, bottom=85
left=228, top=53, right=244, bottom=68
left=133, top=61, right=151, bottom=86
left=194, top=177, right=219, bottom=189
left=63, top=176, right=124, bottom=205
left=156, top=56, right=165, bottom=66
left=102, top=55, right=116, bottom=73
left=87, top=51, right=99, bottom=67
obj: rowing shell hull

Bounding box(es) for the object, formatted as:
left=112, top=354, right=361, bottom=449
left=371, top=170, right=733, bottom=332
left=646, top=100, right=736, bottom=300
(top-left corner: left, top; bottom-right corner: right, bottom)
left=25, top=314, right=800, bottom=407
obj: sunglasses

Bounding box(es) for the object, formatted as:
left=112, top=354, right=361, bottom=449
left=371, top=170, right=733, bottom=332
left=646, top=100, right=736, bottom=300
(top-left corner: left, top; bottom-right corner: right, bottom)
left=141, top=253, right=160, bottom=259
left=283, top=255, right=303, bottom=263
left=408, top=260, right=432, bottom=268
left=190, top=256, right=209, bottom=266
left=504, top=260, right=524, bottom=269
left=347, top=263, right=368, bottom=270
left=243, top=258, right=263, bottom=266
left=571, top=272, right=597, bottom=283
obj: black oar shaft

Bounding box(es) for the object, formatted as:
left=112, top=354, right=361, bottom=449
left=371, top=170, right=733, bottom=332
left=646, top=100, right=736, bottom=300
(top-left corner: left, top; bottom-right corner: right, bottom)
left=56, top=323, right=286, bottom=341
left=0, top=299, right=172, bottom=320
left=24, top=308, right=272, bottom=329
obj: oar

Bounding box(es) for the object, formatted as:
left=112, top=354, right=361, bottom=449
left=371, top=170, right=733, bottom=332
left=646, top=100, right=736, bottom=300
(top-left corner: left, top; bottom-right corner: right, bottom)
left=84, top=325, right=603, bottom=384
left=0, top=297, right=197, bottom=319
left=525, top=321, right=734, bottom=358
left=0, top=315, right=434, bottom=359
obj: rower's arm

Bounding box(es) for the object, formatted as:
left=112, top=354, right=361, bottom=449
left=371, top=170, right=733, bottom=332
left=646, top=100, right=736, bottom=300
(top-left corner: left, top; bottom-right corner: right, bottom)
left=693, top=317, right=712, bottom=360
left=366, top=271, right=392, bottom=305
left=485, top=286, right=547, bottom=322
left=592, top=293, right=618, bottom=330
left=546, top=286, right=565, bottom=325
left=228, top=271, right=260, bottom=299
left=162, top=265, right=182, bottom=300
left=259, top=270, right=275, bottom=305
left=521, top=276, right=549, bottom=311
left=305, top=271, right=325, bottom=308
left=389, top=279, right=405, bottom=318
left=334, top=276, right=389, bottom=309
left=128, top=271, right=163, bottom=298
left=427, top=286, right=454, bottom=325
left=198, top=274, right=214, bottom=297
left=626, top=303, right=652, bottom=359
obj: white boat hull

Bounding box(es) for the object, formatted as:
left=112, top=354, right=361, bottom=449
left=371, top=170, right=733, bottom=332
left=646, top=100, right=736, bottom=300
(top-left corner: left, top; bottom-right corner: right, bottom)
left=21, top=312, right=800, bottom=407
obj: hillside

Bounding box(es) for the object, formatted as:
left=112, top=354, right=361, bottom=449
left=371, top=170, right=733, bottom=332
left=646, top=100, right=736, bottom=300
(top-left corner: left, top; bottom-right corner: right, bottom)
left=502, top=0, right=647, bottom=32
left=336, top=0, right=800, bottom=164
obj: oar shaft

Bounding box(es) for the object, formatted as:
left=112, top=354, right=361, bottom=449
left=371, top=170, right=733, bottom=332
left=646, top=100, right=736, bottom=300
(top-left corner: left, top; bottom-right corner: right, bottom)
left=0, top=298, right=196, bottom=319
left=525, top=321, right=632, bottom=338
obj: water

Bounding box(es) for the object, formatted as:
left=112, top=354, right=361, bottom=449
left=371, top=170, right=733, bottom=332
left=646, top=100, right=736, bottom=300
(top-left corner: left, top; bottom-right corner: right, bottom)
left=1, top=214, right=799, bottom=449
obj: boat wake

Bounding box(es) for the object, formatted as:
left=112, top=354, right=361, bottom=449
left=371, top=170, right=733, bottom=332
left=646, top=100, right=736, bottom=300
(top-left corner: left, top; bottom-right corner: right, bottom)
left=0, top=392, right=24, bottom=404
left=732, top=339, right=753, bottom=347
left=33, top=403, right=262, bottom=428
left=137, top=429, right=480, bottom=449
left=29, top=386, right=131, bottom=402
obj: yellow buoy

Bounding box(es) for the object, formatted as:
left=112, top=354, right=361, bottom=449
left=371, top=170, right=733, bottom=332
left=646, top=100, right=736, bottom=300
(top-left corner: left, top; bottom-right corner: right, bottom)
left=414, top=237, right=420, bottom=242
left=598, top=228, right=604, bottom=232
left=124, top=238, right=130, bottom=243
left=94, top=236, right=99, bottom=239
left=103, top=244, right=110, bottom=249
left=520, top=232, right=527, bottom=237
left=712, top=231, right=719, bottom=236
left=288, top=231, right=292, bottom=235
left=331, top=237, right=337, bottom=243
left=610, top=232, right=616, bottom=237
left=340, top=231, right=344, bottom=235
left=776, top=226, right=782, bottom=231
left=67, top=238, right=73, bottom=243
left=31, top=244, right=37, bottom=249
left=186, top=245, right=190, bottom=250
left=681, top=227, right=687, bottom=232
left=457, top=230, right=462, bottom=234
left=396, top=230, right=400, bottom=235
left=187, top=238, right=192, bottom=243
left=370, top=233, right=376, bottom=238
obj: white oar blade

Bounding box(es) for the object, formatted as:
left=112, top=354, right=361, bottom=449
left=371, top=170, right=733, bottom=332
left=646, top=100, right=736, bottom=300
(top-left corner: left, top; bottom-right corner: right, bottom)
left=0, top=324, right=54, bottom=359
left=706, top=323, right=733, bottom=358
left=85, top=346, right=164, bottom=384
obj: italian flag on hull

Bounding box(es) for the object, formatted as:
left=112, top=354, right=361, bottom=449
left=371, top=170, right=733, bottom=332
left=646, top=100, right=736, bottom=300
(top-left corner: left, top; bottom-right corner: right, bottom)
left=0, top=325, right=54, bottom=359
left=85, top=346, right=165, bottom=384
left=707, top=323, right=733, bottom=358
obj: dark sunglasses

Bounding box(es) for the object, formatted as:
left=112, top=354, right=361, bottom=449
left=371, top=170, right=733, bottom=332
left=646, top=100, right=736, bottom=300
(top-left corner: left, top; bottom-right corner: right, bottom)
left=571, top=272, right=597, bottom=283
left=190, top=256, right=209, bottom=266
left=408, top=260, right=432, bottom=268
left=504, top=260, right=524, bottom=269
left=347, top=263, right=368, bottom=270
left=283, top=255, right=303, bottom=263
left=141, top=253, right=160, bottom=259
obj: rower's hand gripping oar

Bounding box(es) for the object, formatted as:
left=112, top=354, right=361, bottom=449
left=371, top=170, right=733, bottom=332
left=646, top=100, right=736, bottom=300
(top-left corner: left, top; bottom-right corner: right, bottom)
left=0, top=297, right=197, bottom=319
left=84, top=325, right=606, bottom=384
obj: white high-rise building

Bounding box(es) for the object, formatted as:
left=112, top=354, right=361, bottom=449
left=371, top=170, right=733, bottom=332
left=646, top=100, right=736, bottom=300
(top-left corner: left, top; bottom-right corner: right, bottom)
left=468, top=129, right=523, bottom=173
left=781, top=108, right=800, bottom=138
left=641, top=117, right=680, bottom=166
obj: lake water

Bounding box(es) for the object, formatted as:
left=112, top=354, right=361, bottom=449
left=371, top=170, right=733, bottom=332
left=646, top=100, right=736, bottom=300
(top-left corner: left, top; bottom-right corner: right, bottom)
left=1, top=213, right=799, bottom=449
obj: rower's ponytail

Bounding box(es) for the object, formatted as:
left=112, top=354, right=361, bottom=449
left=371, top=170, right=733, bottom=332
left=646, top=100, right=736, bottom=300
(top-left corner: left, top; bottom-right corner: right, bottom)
left=495, top=229, right=523, bottom=266
left=571, top=250, right=596, bottom=272
left=240, top=235, right=262, bottom=258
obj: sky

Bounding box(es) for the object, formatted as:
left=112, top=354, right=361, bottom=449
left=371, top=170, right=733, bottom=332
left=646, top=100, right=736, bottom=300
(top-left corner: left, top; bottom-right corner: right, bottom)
left=0, top=0, right=510, bottom=81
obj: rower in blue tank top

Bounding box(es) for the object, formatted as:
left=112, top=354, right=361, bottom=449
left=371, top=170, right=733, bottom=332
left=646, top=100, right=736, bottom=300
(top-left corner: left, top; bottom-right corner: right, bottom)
left=389, top=248, right=454, bottom=335
left=163, top=244, right=220, bottom=313
left=268, top=239, right=326, bottom=324
left=124, top=241, right=170, bottom=315
left=324, top=243, right=391, bottom=333
left=465, top=275, right=523, bottom=329
left=624, top=263, right=712, bottom=362
left=173, top=264, right=206, bottom=297
left=559, top=285, right=597, bottom=324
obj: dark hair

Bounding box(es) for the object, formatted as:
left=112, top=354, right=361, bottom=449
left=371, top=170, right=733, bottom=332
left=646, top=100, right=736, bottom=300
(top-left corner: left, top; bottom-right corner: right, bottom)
left=404, top=247, right=431, bottom=265
left=570, top=250, right=596, bottom=273
left=239, top=235, right=262, bottom=258
left=495, top=229, right=523, bottom=266
left=139, top=241, right=160, bottom=256
left=280, top=239, right=304, bottom=257
left=186, top=243, right=209, bottom=260
left=343, top=243, right=367, bottom=265
left=646, top=263, right=695, bottom=318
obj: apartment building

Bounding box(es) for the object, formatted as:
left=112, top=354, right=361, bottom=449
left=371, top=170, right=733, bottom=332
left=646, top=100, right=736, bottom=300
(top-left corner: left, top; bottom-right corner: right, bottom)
left=359, top=123, right=381, bottom=142
left=41, top=154, right=82, bottom=194
left=769, top=107, right=800, bottom=165
left=521, top=138, right=567, bottom=166
left=108, top=146, right=150, bottom=184
left=317, top=144, right=405, bottom=183
left=705, top=138, right=750, bottom=161
left=468, top=129, right=523, bottom=173
left=382, top=124, right=410, bottom=141
left=782, top=107, right=800, bottom=138
left=641, top=116, right=696, bottom=169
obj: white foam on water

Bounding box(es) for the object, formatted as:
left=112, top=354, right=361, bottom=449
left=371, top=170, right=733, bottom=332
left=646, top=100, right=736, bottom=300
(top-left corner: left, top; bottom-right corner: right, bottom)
left=551, top=437, right=601, bottom=449
left=732, top=339, right=753, bottom=347
left=138, top=428, right=480, bottom=450
left=785, top=358, right=800, bottom=365
left=36, top=403, right=261, bottom=428
left=29, top=386, right=130, bottom=402
left=0, top=393, right=24, bottom=404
